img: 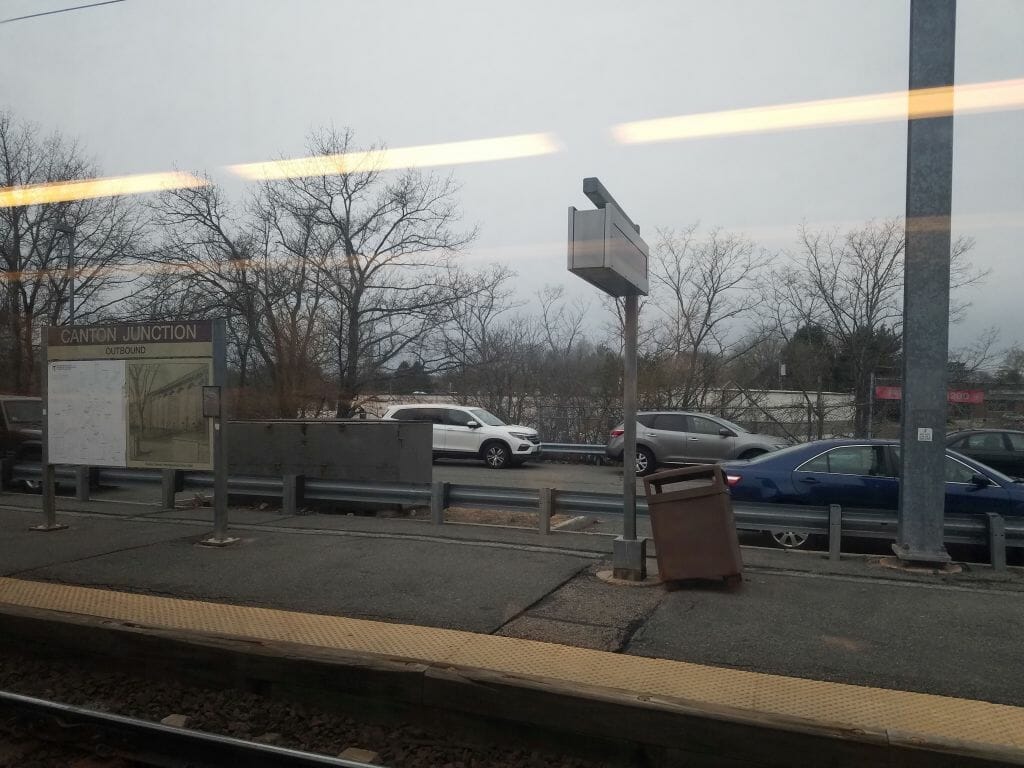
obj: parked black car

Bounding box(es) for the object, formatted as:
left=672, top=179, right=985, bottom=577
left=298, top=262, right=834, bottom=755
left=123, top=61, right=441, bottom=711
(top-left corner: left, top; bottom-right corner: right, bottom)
left=0, top=395, right=42, bottom=462
left=946, top=429, right=1024, bottom=478
left=1, top=396, right=42, bottom=490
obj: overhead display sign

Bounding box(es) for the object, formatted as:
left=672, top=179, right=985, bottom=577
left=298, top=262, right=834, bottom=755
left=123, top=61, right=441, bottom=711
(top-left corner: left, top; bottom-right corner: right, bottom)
left=567, top=201, right=649, bottom=296
left=46, top=321, right=214, bottom=470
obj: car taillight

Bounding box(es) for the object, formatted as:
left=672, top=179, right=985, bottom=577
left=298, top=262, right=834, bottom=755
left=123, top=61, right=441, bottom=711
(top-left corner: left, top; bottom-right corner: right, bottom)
left=610, top=428, right=624, bottom=437
left=726, top=474, right=742, bottom=487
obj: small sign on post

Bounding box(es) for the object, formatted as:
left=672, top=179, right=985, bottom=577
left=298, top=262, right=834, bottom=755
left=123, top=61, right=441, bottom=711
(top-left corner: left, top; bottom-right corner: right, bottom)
left=568, top=178, right=649, bottom=297
left=567, top=178, right=649, bottom=582
left=202, top=386, right=222, bottom=418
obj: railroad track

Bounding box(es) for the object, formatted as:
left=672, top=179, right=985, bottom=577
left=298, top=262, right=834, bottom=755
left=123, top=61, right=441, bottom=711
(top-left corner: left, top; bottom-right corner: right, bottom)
left=0, top=689, right=380, bottom=768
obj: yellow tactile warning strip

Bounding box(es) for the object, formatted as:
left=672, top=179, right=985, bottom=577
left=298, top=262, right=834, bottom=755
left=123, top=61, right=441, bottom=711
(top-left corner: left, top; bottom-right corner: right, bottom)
left=2, top=576, right=1023, bottom=754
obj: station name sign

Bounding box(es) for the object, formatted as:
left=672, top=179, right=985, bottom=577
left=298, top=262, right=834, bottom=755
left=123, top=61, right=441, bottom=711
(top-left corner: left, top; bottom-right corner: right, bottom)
left=47, top=321, right=214, bottom=361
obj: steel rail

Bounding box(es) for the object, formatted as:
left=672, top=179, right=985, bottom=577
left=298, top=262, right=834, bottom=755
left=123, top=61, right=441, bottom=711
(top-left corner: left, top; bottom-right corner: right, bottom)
left=0, top=689, right=381, bottom=767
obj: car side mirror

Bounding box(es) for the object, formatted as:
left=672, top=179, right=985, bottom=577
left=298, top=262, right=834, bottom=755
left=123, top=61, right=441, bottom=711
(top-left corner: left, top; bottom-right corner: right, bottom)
left=719, top=428, right=736, bottom=438
left=970, top=473, right=991, bottom=488
left=466, top=420, right=480, bottom=429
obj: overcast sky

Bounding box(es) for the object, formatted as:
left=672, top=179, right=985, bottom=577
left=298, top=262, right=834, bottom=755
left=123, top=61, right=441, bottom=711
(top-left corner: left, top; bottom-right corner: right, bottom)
left=3, top=0, right=1022, bottom=350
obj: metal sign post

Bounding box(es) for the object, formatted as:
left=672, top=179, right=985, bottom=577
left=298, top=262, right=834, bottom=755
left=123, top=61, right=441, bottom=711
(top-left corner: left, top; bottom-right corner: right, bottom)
left=33, top=329, right=67, bottom=532
left=202, top=318, right=237, bottom=546
left=568, top=178, right=649, bottom=580
left=37, top=319, right=235, bottom=546
left=895, top=0, right=956, bottom=565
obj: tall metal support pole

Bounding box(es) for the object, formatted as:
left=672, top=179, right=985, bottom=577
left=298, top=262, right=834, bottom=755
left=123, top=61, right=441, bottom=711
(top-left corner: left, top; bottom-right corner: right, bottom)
left=867, top=371, right=875, bottom=439
left=895, top=0, right=956, bottom=564
left=622, top=295, right=638, bottom=541
left=613, top=294, right=646, bottom=579
left=203, top=318, right=237, bottom=546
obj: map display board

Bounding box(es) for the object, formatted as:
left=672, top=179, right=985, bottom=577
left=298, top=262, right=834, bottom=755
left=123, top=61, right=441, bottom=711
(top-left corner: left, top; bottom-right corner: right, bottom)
left=46, top=321, right=214, bottom=470
left=48, top=360, right=127, bottom=466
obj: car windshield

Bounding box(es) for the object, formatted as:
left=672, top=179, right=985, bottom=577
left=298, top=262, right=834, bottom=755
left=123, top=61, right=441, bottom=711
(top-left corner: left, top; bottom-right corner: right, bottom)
left=945, top=450, right=1015, bottom=484
left=3, top=401, right=42, bottom=425
left=742, top=442, right=811, bottom=464
left=469, top=408, right=505, bottom=427
left=892, top=446, right=1016, bottom=485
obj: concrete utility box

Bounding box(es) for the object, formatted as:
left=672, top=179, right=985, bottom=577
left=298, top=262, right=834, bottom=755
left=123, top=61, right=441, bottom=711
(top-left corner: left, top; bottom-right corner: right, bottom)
left=227, top=420, right=431, bottom=484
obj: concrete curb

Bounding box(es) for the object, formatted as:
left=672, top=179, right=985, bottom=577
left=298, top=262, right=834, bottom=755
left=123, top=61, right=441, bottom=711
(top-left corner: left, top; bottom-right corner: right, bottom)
left=1, top=602, right=1020, bottom=768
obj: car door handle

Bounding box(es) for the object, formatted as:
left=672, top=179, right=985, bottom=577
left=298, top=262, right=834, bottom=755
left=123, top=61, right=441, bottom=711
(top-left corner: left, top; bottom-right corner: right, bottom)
left=799, top=477, right=820, bottom=484
left=688, top=437, right=699, bottom=441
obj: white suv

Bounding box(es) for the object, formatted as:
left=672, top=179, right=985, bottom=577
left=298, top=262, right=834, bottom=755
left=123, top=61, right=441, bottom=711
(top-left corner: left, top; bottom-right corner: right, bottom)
left=381, top=404, right=541, bottom=468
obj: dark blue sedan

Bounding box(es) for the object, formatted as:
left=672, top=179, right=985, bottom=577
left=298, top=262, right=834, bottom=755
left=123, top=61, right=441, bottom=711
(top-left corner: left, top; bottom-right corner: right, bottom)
left=722, top=439, right=1024, bottom=548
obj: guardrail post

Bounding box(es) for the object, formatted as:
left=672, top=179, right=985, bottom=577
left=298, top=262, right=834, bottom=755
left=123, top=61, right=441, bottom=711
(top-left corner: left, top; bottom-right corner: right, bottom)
left=430, top=481, right=448, bottom=525
left=282, top=473, right=305, bottom=516
left=161, top=469, right=183, bottom=510
left=74, top=466, right=91, bottom=502
left=538, top=487, right=554, bottom=535
left=828, top=504, right=842, bottom=562
left=986, top=512, right=1006, bottom=572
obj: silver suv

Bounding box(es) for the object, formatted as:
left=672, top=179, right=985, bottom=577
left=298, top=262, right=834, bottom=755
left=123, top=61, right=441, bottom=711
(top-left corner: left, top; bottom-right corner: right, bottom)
left=381, top=403, right=540, bottom=468
left=605, top=411, right=789, bottom=475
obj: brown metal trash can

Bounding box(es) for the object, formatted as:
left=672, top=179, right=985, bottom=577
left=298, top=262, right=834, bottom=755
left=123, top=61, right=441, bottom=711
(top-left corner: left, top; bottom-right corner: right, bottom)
left=643, top=464, right=743, bottom=585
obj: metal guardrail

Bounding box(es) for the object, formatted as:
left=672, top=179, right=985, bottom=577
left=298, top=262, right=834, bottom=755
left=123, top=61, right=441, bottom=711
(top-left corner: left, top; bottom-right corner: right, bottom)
left=539, top=443, right=605, bottom=458
left=304, top=479, right=432, bottom=507
left=5, top=462, right=1020, bottom=566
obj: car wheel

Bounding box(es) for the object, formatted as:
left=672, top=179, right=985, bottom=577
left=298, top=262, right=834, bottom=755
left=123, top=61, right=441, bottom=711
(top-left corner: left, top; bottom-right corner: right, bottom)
left=483, top=441, right=511, bottom=469
left=738, top=449, right=767, bottom=460
left=771, top=530, right=810, bottom=549
left=636, top=446, right=656, bottom=476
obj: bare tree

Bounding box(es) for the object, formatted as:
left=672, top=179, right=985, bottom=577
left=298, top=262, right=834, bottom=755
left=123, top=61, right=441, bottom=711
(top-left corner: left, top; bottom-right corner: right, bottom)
left=644, top=224, right=769, bottom=409
left=437, top=263, right=520, bottom=385
left=0, top=110, right=146, bottom=392
left=270, top=128, right=478, bottom=416
left=778, top=218, right=983, bottom=435
left=949, top=327, right=1001, bottom=383
left=137, top=179, right=331, bottom=417
left=996, top=344, right=1024, bottom=387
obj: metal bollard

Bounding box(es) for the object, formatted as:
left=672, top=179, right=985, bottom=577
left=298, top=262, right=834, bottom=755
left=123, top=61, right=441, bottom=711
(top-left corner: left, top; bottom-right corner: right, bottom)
left=986, top=512, right=1006, bottom=572
left=74, top=466, right=91, bottom=502
left=828, top=504, right=842, bottom=562
left=282, top=474, right=304, bottom=516
left=538, top=487, right=553, bottom=535
left=160, top=469, right=182, bottom=510
left=0, top=458, right=11, bottom=491
left=430, top=481, right=448, bottom=525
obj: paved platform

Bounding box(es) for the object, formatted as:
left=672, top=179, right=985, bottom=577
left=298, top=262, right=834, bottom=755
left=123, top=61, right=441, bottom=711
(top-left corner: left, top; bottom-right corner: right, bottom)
left=2, top=490, right=1024, bottom=716
left=1, top=575, right=1022, bottom=765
